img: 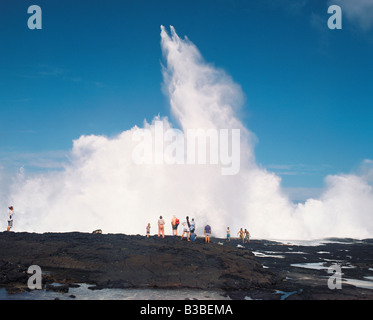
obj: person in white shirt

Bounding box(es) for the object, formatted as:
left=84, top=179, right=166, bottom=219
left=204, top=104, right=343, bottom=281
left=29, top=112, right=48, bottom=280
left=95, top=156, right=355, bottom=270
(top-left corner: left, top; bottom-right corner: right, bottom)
left=7, top=206, right=14, bottom=232
left=180, top=218, right=190, bottom=241
left=158, top=216, right=165, bottom=238
left=190, top=218, right=196, bottom=233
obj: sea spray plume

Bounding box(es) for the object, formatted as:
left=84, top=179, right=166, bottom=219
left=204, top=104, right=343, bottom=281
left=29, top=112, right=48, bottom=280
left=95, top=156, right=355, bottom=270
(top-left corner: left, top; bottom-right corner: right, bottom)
left=0, top=27, right=309, bottom=236
left=5, top=26, right=258, bottom=235
left=296, top=170, right=373, bottom=239
left=3, top=26, right=373, bottom=239
left=159, top=25, right=305, bottom=237
left=160, top=26, right=247, bottom=131
left=160, top=25, right=256, bottom=173
left=159, top=24, right=373, bottom=239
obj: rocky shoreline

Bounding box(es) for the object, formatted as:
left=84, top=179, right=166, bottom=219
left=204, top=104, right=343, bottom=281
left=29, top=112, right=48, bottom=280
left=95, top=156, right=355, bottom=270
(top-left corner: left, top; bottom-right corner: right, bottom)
left=0, top=231, right=279, bottom=295
left=1, top=231, right=373, bottom=300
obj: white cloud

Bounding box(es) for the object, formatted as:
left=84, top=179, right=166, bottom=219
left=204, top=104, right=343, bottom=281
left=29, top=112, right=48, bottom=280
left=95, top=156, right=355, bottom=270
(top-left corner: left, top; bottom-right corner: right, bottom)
left=330, top=0, right=373, bottom=30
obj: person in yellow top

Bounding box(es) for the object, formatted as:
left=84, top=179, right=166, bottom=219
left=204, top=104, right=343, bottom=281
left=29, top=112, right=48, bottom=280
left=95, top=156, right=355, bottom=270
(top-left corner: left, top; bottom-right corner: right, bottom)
left=237, top=228, right=244, bottom=244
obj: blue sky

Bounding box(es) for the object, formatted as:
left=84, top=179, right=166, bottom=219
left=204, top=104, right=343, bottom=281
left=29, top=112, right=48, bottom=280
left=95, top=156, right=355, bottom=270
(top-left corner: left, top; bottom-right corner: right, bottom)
left=1, top=0, right=372, bottom=199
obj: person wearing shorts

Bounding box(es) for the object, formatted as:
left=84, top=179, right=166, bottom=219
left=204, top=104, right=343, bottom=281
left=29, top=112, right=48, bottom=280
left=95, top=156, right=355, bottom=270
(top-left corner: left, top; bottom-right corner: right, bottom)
left=146, top=223, right=151, bottom=238
left=204, top=224, right=211, bottom=243
left=180, top=220, right=190, bottom=241
left=158, top=216, right=165, bottom=238
left=171, top=215, right=179, bottom=236
left=7, top=206, right=14, bottom=232
left=244, top=229, right=251, bottom=243
left=237, top=228, right=244, bottom=243
left=226, top=227, right=230, bottom=242
left=190, top=218, right=195, bottom=233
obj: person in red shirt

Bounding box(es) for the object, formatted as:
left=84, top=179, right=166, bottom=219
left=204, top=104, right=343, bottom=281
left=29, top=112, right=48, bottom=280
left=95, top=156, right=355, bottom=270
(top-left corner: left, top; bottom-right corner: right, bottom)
left=171, top=215, right=179, bottom=236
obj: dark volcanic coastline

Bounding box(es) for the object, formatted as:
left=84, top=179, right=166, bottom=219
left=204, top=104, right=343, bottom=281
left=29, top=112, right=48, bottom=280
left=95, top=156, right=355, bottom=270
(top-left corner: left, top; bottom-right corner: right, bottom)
left=1, top=231, right=373, bottom=300
left=0, top=231, right=278, bottom=295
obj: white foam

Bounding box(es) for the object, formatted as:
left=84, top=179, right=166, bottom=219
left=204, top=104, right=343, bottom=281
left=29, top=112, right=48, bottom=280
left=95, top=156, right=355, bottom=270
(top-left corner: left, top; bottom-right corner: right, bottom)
left=252, top=251, right=285, bottom=259
left=343, top=278, right=373, bottom=290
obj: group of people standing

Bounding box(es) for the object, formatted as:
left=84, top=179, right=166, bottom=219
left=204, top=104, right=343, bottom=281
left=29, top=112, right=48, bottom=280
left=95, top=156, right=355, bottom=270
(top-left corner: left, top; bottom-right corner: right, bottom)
left=146, top=215, right=212, bottom=243
left=5, top=205, right=250, bottom=244
left=236, top=228, right=251, bottom=243
left=146, top=217, right=251, bottom=244
left=224, top=227, right=250, bottom=243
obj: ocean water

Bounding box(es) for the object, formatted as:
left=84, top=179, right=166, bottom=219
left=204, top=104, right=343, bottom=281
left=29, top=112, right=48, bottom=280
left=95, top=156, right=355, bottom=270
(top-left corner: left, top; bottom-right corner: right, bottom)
left=0, top=284, right=230, bottom=300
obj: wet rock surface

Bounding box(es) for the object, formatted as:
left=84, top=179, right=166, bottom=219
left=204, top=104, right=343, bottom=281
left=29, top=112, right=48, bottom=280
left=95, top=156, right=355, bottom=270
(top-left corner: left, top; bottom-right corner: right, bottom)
left=231, top=238, right=373, bottom=300
left=0, top=232, right=278, bottom=295
left=1, top=232, right=372, bottom=299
